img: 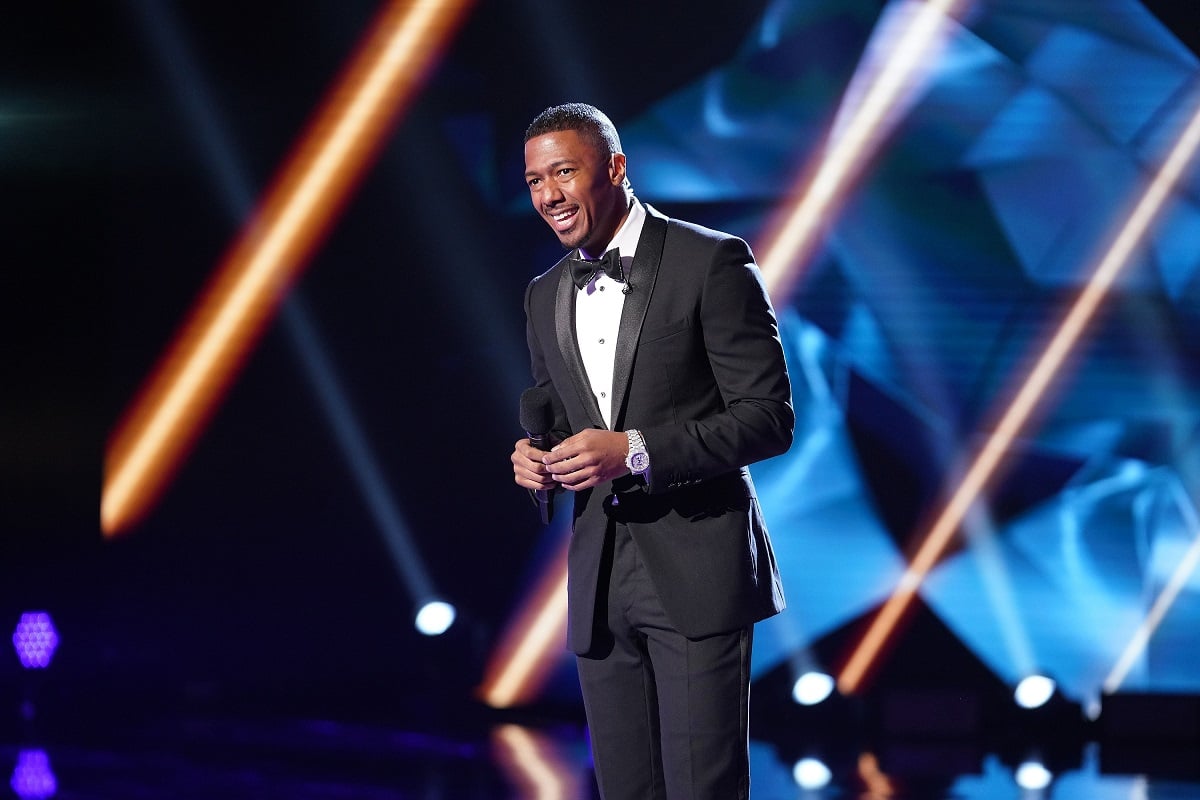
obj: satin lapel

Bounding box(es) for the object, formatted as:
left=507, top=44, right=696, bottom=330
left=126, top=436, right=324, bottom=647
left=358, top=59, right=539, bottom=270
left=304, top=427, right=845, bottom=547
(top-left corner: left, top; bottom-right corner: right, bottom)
left=554, top=262, right=606, bottom=429
left=610, top=209, right=667, bottom=429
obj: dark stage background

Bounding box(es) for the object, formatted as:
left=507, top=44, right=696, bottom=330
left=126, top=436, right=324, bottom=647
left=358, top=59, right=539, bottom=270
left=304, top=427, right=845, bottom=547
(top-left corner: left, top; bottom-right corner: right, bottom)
left=3, top=0, right=785, bottom=722
left=3, top=1, right=1200, bottom=792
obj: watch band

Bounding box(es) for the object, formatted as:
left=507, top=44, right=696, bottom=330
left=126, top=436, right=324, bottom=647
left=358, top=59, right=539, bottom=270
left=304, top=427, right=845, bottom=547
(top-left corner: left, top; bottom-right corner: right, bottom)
left=625, top=428, right=650, bottom=475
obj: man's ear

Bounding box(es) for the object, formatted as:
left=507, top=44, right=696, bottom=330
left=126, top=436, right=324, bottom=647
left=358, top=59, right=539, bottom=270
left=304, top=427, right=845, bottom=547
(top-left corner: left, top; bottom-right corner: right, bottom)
left=609, top=152, right=627, bottom=186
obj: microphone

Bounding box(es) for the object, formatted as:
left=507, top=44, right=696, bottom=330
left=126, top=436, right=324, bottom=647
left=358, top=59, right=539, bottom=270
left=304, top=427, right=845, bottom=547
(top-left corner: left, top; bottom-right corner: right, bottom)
left=519, top=387, right=555, bottom=524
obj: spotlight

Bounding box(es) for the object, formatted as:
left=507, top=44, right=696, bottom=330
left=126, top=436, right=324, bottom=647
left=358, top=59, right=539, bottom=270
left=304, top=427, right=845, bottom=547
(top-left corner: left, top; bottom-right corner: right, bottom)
left=9, top=749, right=56, bottom=800
left=1014, top=675, right=1056, bottom=709
left=1014, top=759, right=1053, bottom=791
left=792, top=671, right=836, bottom=706
left=11, top=612, right=58, bottom=669
left=415, top=601, right=456, bottom=636
left=792, top=757, right=832, bottom=790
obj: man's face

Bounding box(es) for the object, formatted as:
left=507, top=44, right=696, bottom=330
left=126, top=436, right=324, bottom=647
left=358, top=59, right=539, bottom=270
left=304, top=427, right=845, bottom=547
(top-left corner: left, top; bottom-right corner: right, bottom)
left=524, top=129, right=627, bottom=255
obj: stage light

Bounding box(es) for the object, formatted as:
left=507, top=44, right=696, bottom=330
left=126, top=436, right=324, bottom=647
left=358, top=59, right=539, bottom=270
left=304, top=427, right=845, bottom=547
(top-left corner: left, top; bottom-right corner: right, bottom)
left=838, top=94, right=1200, bottom=696
left=1104, top=525, right=1200, bottom=694
left=103, top=0, right=475, bottom=535
left=414, top=600, right=456, bottom=636
left=129, top=6, right=450, bottom=614
left=1014, top=675, right=1057, bottom=710
left=478, top=540, right=570, bottom=708
left=857, top=752, right=895, bottom=796
left=281, top=298, right=445, bottom=616
left=492, top=724, right=582, bottom=800
left=11, top=613, right=58, bottom=670
left=792, top=757, right=833, bottom=791
left=792, top=671, right=836, bottom=706
left=9, top=750, right=56, bottom=800
left=760, top=0, right=966, bottom=303
left=1014, top=760, right=1052, bottom=791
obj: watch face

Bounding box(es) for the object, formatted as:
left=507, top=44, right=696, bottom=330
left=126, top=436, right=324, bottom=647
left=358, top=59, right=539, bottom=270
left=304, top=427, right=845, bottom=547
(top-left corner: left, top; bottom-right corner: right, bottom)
left=629, top=451, right=650, bottom=472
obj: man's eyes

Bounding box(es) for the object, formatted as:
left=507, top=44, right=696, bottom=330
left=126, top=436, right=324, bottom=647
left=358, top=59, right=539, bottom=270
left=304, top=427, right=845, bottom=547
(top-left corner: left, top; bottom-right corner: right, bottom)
left=527, top=167, right=577, bottom=188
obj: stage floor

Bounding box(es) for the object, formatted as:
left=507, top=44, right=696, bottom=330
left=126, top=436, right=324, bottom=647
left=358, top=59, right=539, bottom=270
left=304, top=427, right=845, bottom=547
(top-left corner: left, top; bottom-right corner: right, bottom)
left=3, top=710, right=1198, bottom=799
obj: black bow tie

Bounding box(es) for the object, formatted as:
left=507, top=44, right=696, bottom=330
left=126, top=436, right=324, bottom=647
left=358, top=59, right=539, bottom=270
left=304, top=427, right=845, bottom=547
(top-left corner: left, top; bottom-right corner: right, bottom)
left=569, top=248, right=627, bottom=290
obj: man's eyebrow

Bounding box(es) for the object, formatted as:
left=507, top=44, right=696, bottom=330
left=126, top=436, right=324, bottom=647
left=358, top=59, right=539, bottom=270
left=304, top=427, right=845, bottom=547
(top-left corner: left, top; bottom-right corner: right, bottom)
left=525, top=158, right=577, bottom=177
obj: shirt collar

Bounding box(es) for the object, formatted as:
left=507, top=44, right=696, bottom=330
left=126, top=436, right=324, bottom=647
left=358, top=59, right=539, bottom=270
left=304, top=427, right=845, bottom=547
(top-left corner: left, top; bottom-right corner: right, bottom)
left=581, top=198, right=645, bottom=263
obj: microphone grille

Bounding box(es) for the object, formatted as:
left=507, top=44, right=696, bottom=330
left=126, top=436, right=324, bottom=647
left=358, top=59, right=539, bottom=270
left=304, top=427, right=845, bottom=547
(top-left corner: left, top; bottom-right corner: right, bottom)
left=519, top=387, right=553, bottom=433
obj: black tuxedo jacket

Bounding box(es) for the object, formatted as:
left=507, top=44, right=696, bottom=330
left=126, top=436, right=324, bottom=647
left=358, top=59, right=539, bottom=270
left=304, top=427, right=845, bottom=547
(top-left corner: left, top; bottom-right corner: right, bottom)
left=524, top=204, right=793, bottom=654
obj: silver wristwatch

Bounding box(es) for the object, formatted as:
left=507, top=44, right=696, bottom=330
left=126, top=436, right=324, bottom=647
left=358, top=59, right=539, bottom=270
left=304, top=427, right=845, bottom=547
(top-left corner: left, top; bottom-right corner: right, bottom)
left=624, top=429, right=650, bottom=475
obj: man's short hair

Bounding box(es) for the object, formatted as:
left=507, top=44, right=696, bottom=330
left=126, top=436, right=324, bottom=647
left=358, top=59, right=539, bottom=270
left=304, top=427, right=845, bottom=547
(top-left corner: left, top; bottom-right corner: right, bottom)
left=525, top=103, right=623, bottom=158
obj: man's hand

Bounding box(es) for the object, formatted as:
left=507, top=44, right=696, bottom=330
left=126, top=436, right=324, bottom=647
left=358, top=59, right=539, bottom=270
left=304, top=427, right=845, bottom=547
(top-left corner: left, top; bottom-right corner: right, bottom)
left=541, top=429, right=629, bottom=491
left=512, top=438, right=557, bottom=492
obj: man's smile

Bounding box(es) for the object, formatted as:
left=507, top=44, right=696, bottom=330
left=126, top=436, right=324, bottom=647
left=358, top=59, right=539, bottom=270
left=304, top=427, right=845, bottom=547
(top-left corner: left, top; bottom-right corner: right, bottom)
left=549, top=206, right=579, bottom=231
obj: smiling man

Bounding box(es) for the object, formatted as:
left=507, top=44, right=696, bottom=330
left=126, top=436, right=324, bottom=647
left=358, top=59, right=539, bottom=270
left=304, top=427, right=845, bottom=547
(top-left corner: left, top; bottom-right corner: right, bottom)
left=510, top=103, right=794, bottom=800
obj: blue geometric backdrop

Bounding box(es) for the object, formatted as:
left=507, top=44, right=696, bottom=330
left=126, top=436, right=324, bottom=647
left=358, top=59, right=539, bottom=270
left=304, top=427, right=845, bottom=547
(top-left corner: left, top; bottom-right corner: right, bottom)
left=571, top=0, right=1200, bottom=710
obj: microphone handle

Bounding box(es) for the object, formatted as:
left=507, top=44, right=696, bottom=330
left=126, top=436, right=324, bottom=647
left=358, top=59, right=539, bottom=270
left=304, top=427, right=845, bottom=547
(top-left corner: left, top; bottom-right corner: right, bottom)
left=526, top=431, right=554, bottom=524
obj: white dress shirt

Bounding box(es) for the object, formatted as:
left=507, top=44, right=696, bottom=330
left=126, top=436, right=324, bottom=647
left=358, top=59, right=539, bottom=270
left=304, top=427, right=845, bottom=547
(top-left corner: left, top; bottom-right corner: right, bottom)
left=576, top=199, right=646, bottom=429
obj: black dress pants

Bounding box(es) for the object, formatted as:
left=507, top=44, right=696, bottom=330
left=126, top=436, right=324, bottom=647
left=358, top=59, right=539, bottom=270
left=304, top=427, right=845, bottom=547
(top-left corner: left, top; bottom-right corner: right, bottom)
left=576, top=522, right=753, bottom=800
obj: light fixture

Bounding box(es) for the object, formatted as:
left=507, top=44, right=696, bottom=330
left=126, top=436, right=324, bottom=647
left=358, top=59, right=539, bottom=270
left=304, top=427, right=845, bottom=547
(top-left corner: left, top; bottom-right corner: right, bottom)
left=1015, top=759, right=1053, bottom=791
left=415, top=600, right=456, bottom=636
left=1014, top=674, right=1057, bottom=710
left=9, top=750, right=56, bottom=800
left=793, top=757, right=833, bottom=790
left=11, top=612, right=58, bottom=670
left=792, top=671, right=836, bottom=706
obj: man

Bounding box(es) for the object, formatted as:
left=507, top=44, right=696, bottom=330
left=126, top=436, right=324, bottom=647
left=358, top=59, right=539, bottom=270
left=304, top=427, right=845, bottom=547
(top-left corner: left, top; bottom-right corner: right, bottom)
left=510, top=103, right=793, bottom=799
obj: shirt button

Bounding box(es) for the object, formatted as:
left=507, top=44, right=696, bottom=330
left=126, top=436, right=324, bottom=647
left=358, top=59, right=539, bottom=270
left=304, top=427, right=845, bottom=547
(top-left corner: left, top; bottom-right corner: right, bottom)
left=600, top=391, right=607, bottom=398
left=598, top=338, right=605, bottom=344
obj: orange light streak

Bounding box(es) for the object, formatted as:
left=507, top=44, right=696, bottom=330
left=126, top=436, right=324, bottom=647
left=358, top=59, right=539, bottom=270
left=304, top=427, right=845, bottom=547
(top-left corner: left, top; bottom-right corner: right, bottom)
left=478, top=543, right=570, bottom=707
left=838, top=99, right=1200, bottom=694
left=760, top=0, right=965, bottom=304
left=1104, top=525, right=1200, bottom=693
left=492, top=724, right=582, bottom=800
left=857, top=752, right=896, bottom=798
left=102, top=0, right=473, bottom=535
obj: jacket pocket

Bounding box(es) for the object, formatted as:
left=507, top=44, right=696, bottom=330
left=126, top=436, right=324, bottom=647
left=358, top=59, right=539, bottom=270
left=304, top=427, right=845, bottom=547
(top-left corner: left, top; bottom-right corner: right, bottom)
left=639, top=316, right=691, bottom=344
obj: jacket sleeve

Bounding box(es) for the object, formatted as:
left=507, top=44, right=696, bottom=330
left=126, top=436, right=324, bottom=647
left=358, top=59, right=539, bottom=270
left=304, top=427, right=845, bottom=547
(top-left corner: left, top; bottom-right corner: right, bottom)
left=638, top=236, right=794, bottom=493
